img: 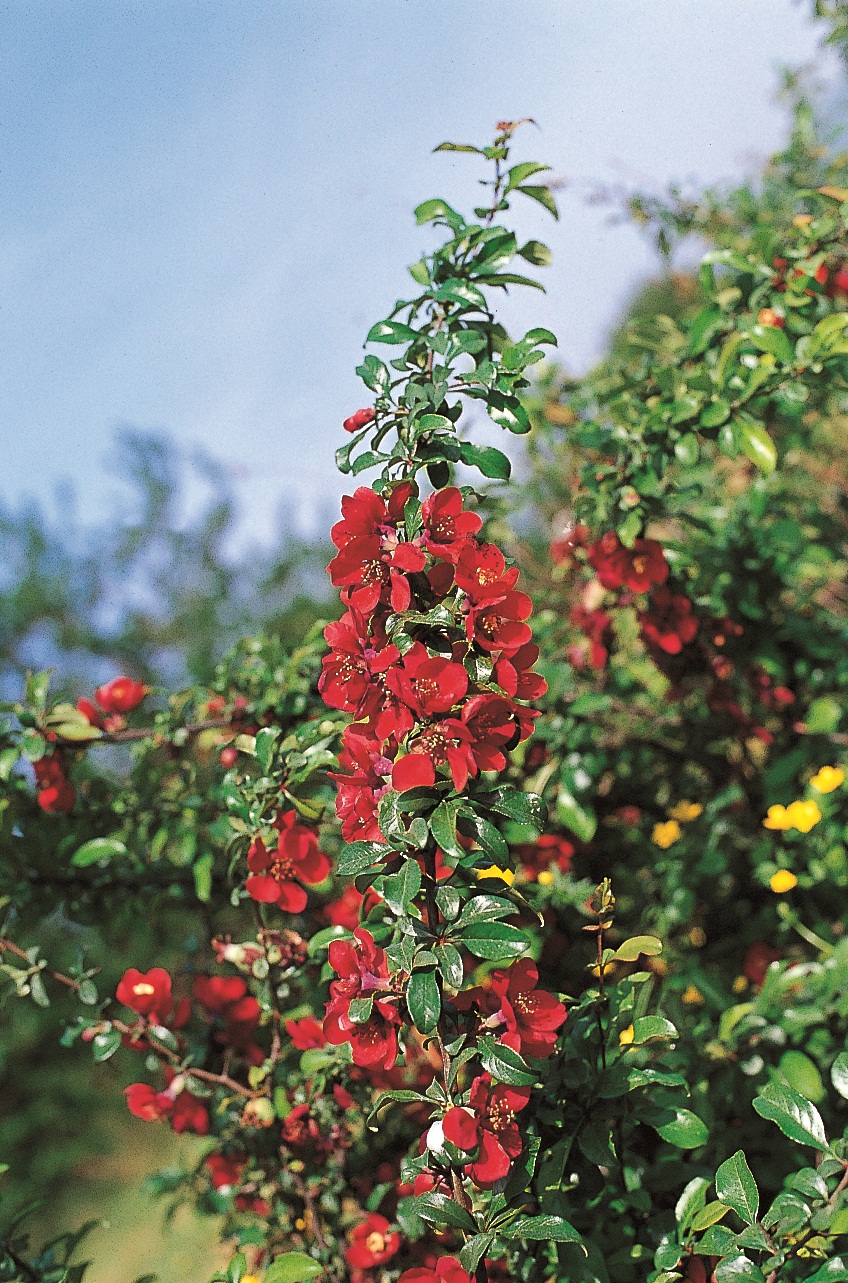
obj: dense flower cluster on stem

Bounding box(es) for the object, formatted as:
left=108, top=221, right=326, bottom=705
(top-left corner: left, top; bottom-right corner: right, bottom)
left=320, top=484, right=546, bottom=842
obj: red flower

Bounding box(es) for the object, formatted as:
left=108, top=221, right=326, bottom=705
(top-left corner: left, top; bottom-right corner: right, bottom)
left=743, top=942, right=781, bottom=989
left=193, top=974, right=249, bottom=1015
left=320, top=610, right=405, bottom=730
left=286, top=1016, right=327, bottom=1050
left=398, top=1260, right=472, bottom=1283
left=345, top=1213, right=401, bottom=1269
left=33, top=753, right=76, bottom=815
left=75, top=697, right=103, bottom=727
left=466, top=588, right=533, bottom=656
left=328, top=485, right=424, bottom=614
left=587, top=532, right=668, bottom=593
left=116, top=967, right=173, bottom=1022
left=495, top=642, right=548, bottom=702
left=392, top=718, right=476, bottom=793
left=386, top=642, right=469, bottom=718
left=639, top=587, right=699, bottom=656
left=462, top=693, right=524, bottom=774
left=343, top=407, right=376, bottom=433
left=331, top=726, right=392, bottom=843
left=489, top=958, right=567, bottom=1059
left=280, top=1102, right=324, bottom=1150
left=421, top=487, right=482, bottom=562
left=570, top=604, right=614, bottom=670
left=454, top=542, right=518, bottom=602
left=170, top=1090, right=209, bottom=1135
left=94, top=675, right=147, bottom=713
left=442, top=1074, right=530, bottom=1188
left=245, top=813, right=332, bottom=912
left=514, top=833, right=574, bottom=880
left=323, top=928, right=401, bottom=1070
left=125, top=1083, right=171, bottom=1122
left=206, top=1152, right=246, bottom=1192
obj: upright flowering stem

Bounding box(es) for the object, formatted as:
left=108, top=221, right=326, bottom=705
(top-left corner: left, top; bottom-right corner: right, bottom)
left=320, top=124, right=568, bottom=1270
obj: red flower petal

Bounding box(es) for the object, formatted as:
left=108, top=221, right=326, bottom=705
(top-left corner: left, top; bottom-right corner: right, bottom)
left=392, top=753, right=436, bottom=792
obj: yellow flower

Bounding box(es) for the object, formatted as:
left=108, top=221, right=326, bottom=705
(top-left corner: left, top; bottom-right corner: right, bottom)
left=652, top=819, right=682, bottom=849
left=770, top=869, right=798, bottom=893
left=786, top=799, right=822, bottom=833
left=668, top=801, right=703, bottom=822
left=242, top=1277, right=261, bottom=1283
left=682, top=984, right=704, bottom=1005
left=476, top=865, right=515, bottom=886
left=619, top=1024, right=634, bottom=1045
left=810, top=765, right=844, bottom=794
left=763, top=804, right=792, bottom=830
left=689, top=926, right=707, bottom=948
left=732, top=975, right=748, bottom=994
left=536, top=869, right=554, bottom=886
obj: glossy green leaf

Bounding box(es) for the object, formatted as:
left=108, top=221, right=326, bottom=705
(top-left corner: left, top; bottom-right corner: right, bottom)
left=716, top=1150, right=759, bottom=1223
left=831, top=1051, right=848, bottom=1100
left=655, top=1108, right=708, bottom=1149
left=263, top=1253, right=323, bottom=1283
left=501, top=1214, right=582, bottom=1242
left=713, top=1257, right=765, bottom=1282
left=515, top=184, right=559, bottom=219
left=459, top=921, right=530, bottom=960
left=71, top=837, right=127, bottom=868
left=478, top=1035, right=538, bottom=1086
left=753, top=1081, right=830, bottom=1151
left=407, top=969, right=440, bottom=1034
left=458, top=441, right=511, bottom=479
left=414, top=1192, right=477, bottom=1232
left=732, top=419, right=777, bottom=474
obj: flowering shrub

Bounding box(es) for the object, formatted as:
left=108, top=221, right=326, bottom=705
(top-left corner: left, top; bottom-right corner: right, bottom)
left=2, top=92, right=848, bottom=1283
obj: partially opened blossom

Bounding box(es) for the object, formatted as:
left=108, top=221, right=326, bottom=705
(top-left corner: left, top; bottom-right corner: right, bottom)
left=285, top=1016, right=327, bottom=1050
left=398, top=1260, right=472, bottom=1283
left=323, top=928, right=401, bottom=1069
left=94, top=675, right=147, bottom=713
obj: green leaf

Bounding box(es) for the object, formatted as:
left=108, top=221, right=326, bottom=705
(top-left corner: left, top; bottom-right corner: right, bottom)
left=501, top=1215, right=582, bottom=1243
left=731, top=420, right=777, bottom=475
left=366, top=320, right=418, bottom=345
left=414, top=198, right=465, bottom=230
left=690, top=1200, right=730, bottom=1232
left=458, top=441, right=511, bottom=479
left=77, top=979, right=98, bottom=1005
left=91, top=1029, right=122, bottom=1063
left=487, top=390, right=531, bottom=434
left=612, top=935, right=663, bottom=962
left=716, top=1150, right=759, bottom=1224
left=515, top=184, right=559, bottom=219
left=336, top=842, right=386, bottom=877
left=430, top=800, right=464, bottom=861
left=459, top=1234, right=495, bottom=1275
left=555, top=789, right=597, bottom=842
left=433, top=141, right=484, bottom=154
left=700, top=397, right=731, bottom=428
left=71, top=837, right=127, bottom=868
left=749, top=323, right=794, bottom=363
left=713, top=1257, right=765, bottom=1282
left=506, top=161, right=552, bottom=189
left=377, top=859, right=421, bottom=915
left=407, top=969, right=441, bottom=1034
left=478, top=1035, right=538, bottom=1086
left=632, top=1015, right=678, bottom=1043
left=263, top=1253, right=323, bottom=1283
left=518, top=239, right=553, bottom=266
left=458, top=920, right=529, bottom=960
left=655, top=1108, right=709, bottom=1149
left=192, top=853, right=213, bottom=903
left=753, top=1081, right=830, bottom=1152
left=778, top=1050, right=825, bottom=1103
left=458, top=894, right=514, bottom=926
left=486, top=787, right=546, bottom=829
left=831, top=1051, right=848, bottom=1100
left=414, top=1192, right=478, bottom=1232
left=675, top=1176, right=710, bottom=1233
left=366, top=1089, right=428, bottom=1125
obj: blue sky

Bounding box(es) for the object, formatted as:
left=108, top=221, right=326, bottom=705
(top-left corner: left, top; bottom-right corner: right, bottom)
left=0, top=1, right=838, bottom=542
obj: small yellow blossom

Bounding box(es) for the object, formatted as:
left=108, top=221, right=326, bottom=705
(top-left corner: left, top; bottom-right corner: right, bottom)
left=810, top=765, right=845, bottom=794
left=668, top=801, right=703, bottom=823
left=242, top=1277, right=261, bottom=1283
left=770, top=869, right=798, bottom=893
left=786, top=799, right=822, bottom=833
left=477, top=865, right=515, bottom=885
left=652, top=819, right=682, bottom=849
left=732, top=975, right=748, bottom=994
left=763, top=804, right=793, bottom=830
left=619, top=1024, right=634, bottom=1045
left=536, top=869, right=554, bottom=886
left=682, top=984, right=704, bottom=1005
left=294, top=1218, right=307, bottom=1231
left=689, top=926, right=707, bottom=948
